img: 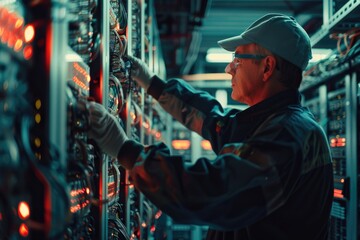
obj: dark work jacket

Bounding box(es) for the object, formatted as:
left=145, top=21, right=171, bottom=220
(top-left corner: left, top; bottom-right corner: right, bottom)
left=118, top=76, right=334, bottom=240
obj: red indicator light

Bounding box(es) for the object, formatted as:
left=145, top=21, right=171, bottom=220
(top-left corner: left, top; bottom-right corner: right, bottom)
left=155, top=131, right=161, bottom=139
left=330, top=137, right=346, bottom=147
left=155, top=210, right=162, bottom=219
left=23, top=45, right=33, bottom=59
left=334, top=189, right=344, bottom=199
left=19, top=223, right=29, bottom=237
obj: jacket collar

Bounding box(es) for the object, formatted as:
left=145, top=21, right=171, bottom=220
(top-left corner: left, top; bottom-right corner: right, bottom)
left=239, top=90, right=301, bottom=120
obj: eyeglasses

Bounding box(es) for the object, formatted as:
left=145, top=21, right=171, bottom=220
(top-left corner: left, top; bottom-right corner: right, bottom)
left=226, top=53, right=267, bottom=74
left=232, top=53, right=267, bottom=62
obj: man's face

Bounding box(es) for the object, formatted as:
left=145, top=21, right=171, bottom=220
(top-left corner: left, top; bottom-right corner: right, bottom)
left=225, top=44, right=265, bottom=106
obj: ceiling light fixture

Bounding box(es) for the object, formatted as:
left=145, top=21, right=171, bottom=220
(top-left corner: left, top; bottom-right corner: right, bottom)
left=207, top=47, right=333, bottom=64
left=206, top=47, right=232, bottom=63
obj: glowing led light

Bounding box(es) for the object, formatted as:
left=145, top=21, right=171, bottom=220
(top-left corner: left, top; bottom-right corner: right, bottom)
left=171, top=140, right=190, bottom=150
left=35, top=113, right=41, bottom=123
left=72, top=76, right=89, bottom=91
left=142, top=121, right=150, bottom=129
left=24, top=25, right=35, bottom=42
left=14, top=18, right=24, bottom=29
left=155, top=132, right=161, bottom=139
left=333, top=188, right=344, bottom=199
left=155, top=210, right=162, bottom=219
left=19, top=223, right=29, bottom=237
left=130, top=111, right=136, bottom=122
left=23, top=45, right=33, bottom=60
left=70, top=187, right=91, bottom=213
left=201, top=140, right=212, bottom=150
left=35, top=99, right=41, bottom=109
left=70, top=188, right=86, bottom=197
left=14, top=39, right=23, bottom=52
left=34, top=138, right=41, bottom=147
left=18, top=201, right=30, bottom=220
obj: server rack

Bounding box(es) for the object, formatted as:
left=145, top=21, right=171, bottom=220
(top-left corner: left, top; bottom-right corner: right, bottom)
left=0, top=1, right=70, bottom=239
left=0, top=0, right=167, bottom=239
left=302, top=1, right=360, bottom=237
left=302, top=56, right=359, bottom=240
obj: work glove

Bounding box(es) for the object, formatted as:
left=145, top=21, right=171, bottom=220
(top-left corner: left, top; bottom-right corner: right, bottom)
left=88, top=102, right=128, bottom=158
left=126, top=55, right=155, bottom=91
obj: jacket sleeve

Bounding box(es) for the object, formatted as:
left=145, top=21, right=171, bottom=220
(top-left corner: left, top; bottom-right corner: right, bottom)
left=118, top=127, right=302, bottom=230
left=147, top=76, right=239, bottom=151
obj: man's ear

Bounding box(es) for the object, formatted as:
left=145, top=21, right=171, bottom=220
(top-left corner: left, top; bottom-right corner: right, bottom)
left=263, top=56, right=277, bottom=81
left=264, top=65, right=269, bottom=72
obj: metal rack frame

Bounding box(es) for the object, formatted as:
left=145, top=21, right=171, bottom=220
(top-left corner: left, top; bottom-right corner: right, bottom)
left=311, top=0, right=360, bottom=46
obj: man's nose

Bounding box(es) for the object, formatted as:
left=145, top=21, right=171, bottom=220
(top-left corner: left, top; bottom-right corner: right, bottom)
left=225, top=62, right=233, bottom=74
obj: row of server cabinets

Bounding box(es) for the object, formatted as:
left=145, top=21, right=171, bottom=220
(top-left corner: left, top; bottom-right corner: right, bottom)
left=301, top=46, right=360, bottom=238
left=0, top=0, right=170, bottom=239
left=307, top=13, right=360, bottom=240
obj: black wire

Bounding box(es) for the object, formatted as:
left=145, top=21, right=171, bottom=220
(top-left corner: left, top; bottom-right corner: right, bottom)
left=119, top=2, right=128, bottom=33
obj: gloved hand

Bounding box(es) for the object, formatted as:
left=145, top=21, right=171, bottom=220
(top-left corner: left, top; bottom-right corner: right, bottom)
left=88, top=102, right=128, bottom=158
left=126, top=55, right=155, bottom=91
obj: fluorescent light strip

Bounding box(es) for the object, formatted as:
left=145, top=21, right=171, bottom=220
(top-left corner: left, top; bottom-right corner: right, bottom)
left=206, top=47, right=333, bottom=64
left=206, top=48, right=232, bottom=63
left=182, top=73, right=231, bottom=81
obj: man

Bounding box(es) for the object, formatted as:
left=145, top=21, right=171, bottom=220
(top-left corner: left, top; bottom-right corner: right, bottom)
left=88, top=13, right=333, bottom=239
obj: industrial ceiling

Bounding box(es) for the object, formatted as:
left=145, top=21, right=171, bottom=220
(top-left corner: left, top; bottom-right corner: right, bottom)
left=154, top=0, right=359, bottom=78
